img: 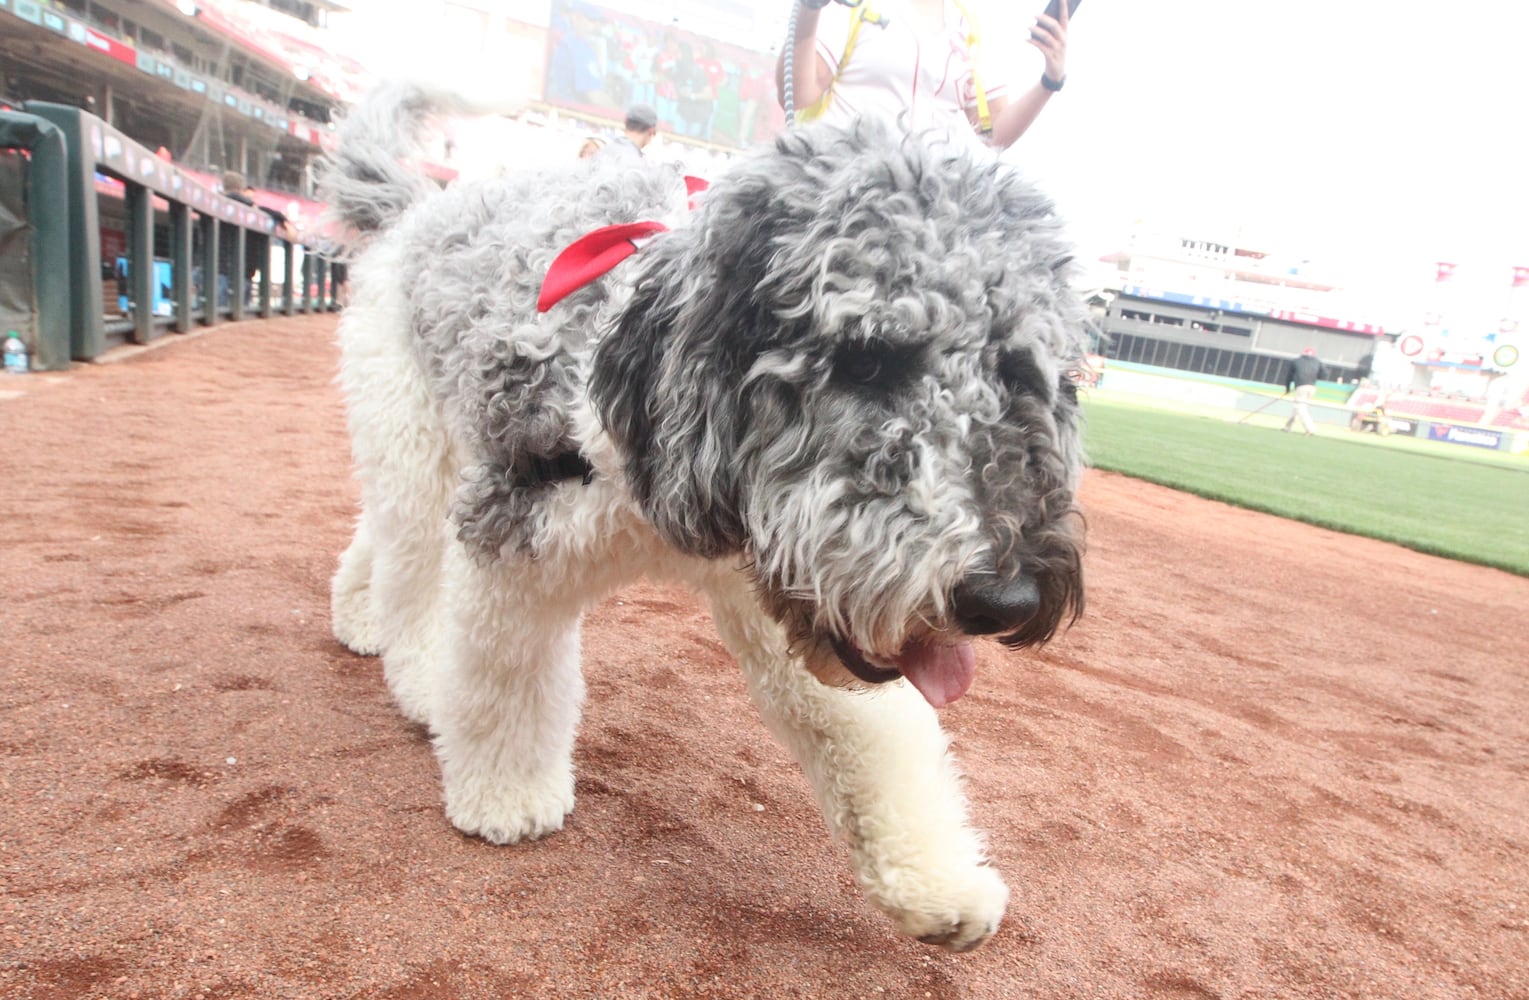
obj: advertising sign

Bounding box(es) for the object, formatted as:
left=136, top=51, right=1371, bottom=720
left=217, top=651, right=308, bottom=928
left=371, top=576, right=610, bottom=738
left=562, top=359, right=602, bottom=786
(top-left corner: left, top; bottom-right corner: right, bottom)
left=544, top=0, right=784, bottom=148
left=1426, top=424, right=1503, bottom=450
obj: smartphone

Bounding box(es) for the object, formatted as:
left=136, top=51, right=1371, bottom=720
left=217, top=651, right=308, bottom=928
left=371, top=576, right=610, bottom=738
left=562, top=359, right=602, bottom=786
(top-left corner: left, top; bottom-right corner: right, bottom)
left=1042, top=0, right=1081, bottom=19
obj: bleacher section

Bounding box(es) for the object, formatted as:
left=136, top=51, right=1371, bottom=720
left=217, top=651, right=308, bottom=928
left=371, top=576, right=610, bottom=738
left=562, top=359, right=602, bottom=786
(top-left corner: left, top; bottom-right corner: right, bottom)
left=1348, top=388, right=1529, bottom=432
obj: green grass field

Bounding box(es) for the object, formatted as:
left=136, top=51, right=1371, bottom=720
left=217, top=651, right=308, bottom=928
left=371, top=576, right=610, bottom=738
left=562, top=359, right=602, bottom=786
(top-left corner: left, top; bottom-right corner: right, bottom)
left=1081, top=396, right=1529, bottom=577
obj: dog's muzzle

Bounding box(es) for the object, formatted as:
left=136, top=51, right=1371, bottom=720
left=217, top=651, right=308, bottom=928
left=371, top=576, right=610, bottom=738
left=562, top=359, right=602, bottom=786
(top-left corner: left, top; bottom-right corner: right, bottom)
left=825, top=571, right=1059, bottom=709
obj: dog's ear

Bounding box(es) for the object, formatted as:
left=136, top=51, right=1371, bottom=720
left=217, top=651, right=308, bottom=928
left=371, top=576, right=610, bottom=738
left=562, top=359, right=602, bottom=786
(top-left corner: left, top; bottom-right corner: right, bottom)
left=589, top=233, right=749, bottom=558
left=591, top=134, right=829, bottom=558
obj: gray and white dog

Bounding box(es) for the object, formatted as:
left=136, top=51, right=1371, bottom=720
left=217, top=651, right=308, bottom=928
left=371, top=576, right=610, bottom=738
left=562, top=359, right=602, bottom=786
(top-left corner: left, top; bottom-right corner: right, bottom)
left=325, top=83, right=1087, bottom=951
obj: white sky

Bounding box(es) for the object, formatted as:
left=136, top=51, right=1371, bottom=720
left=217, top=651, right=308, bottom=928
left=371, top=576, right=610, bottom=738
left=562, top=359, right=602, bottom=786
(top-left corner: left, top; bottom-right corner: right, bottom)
left=1004, top=0, right=1529, bottom=311
left=331, top=0, right=1529, bottom=320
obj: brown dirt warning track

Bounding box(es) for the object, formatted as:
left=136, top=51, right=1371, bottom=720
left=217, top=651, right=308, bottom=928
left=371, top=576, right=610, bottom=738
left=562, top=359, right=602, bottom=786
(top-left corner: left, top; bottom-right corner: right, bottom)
left=1, top=313, right=1526, bottom=999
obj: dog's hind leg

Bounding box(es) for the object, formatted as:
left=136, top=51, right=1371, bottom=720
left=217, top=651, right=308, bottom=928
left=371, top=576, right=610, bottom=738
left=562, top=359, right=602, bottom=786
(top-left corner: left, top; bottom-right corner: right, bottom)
left=700, top=569, right=1009, bottom=952
left=366, top=502, right=453, bottom=726
left=333, top=271, right=456, bottom=726
left=429, top=542, right=586, bottom=844
left=331, top=509, right=380, bottom=656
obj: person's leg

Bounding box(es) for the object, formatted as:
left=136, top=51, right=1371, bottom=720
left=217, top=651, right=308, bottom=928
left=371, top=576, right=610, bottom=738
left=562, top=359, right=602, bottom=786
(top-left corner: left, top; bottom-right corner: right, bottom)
left=1295, top=384, right=1317, bottom=434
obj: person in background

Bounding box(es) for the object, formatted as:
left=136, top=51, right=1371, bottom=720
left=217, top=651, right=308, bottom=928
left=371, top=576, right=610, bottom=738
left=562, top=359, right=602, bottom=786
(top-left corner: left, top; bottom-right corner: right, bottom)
left=222, top=169, right=250, bottom=202
left=329, top=260, right=349, bottom=311
left=602, top=104, right=659, bottom=160
left=221, top=172, right=296, bottom=307
left=776, top=0, right=1074, bottom=156
left=577, top=135, right=606, bottom=159
left=243, top=185, right=296, bottom=243
left=1283, top=347, right=1324, bottom=436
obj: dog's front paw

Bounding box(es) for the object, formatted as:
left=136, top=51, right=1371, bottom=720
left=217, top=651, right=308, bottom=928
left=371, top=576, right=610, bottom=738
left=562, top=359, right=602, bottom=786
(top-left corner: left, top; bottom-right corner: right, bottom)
left=441, top=768, right=575, bottom=845
left=871, top=862, right=1010, bottom=952
left=331, top=577, right=382, bottom=656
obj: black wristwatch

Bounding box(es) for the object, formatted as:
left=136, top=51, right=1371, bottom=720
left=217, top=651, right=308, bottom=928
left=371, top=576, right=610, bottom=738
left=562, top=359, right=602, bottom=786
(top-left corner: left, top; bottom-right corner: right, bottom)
left=1041, top=72, right=1066, bottom=92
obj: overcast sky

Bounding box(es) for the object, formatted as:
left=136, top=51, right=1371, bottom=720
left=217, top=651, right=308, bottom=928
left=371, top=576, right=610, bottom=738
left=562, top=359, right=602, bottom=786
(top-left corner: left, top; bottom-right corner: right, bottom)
left=998, top=0, right=1529, bottom=308
left=334, top=0, right=1529, bottom=319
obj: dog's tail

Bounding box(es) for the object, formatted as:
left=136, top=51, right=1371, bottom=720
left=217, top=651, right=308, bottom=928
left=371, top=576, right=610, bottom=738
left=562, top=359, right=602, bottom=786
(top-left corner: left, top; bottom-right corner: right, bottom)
left=319, top=81, right=438, bottom=243
left=320, top=79, right=518, bottom=247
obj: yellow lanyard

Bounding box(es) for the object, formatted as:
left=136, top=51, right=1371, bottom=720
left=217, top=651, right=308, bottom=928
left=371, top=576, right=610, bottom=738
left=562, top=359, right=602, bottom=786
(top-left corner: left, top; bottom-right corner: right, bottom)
left=952, top=0, right=992, bottom=135
left=802, top=1, right=991, bottom=135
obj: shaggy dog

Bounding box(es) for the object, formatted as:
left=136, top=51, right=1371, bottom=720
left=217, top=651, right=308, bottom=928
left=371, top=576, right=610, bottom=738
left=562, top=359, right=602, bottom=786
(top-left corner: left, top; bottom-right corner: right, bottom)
left=324, top=83, right=1088, bottom=951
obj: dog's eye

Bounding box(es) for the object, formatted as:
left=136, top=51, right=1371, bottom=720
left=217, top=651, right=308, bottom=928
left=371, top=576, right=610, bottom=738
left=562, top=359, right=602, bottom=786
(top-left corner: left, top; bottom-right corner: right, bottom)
left=837, top=344, right=884, bottom=384
left=832, top=339, right=919, bottom=392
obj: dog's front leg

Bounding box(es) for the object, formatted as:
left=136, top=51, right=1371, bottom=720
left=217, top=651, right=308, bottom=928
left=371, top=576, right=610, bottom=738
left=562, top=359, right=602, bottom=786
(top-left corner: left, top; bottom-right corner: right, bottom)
left=429, top=544, right=583, bottom=844
left=701, top=571, right=1009, bottom=952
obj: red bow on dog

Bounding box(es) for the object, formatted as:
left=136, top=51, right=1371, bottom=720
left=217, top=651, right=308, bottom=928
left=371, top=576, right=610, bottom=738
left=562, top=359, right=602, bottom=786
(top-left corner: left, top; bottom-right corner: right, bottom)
left=536, top=220, right=669, bottom=313
left=535, top=177, right=708, bottom=313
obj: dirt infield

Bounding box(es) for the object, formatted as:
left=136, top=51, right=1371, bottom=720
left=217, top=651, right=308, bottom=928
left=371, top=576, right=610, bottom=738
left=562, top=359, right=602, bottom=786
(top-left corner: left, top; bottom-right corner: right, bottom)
left=2, top=313, right=1526, bottom=999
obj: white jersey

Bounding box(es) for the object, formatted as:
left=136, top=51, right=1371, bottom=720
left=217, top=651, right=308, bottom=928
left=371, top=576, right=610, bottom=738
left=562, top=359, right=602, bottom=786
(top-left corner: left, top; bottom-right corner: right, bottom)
left=809, top=0, right=1024, bottom=157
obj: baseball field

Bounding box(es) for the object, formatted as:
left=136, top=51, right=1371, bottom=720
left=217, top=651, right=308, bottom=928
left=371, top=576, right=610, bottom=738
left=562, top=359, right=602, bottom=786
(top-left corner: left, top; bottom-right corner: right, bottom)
left=1083, top=395, right=1529, bottom=577
left=1, top=316, right=1525, bottom=998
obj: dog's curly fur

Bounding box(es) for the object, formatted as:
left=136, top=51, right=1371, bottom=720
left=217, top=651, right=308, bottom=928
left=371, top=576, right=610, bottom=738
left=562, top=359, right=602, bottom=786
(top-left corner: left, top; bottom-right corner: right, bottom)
left=325, top=82, right=1089, bottom=951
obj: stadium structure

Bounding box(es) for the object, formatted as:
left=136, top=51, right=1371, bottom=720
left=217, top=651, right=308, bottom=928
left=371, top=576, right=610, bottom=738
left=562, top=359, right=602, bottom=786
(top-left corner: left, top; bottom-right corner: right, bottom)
left=1091, top=230, right=1383, bottom=383
left=3, top=0, right=1523, bottom=448
left=1088, top=227, right=1529, bottom=448
left=2, top=0, right=377, bottom=236
left=0, top=0, right=787, bottom=367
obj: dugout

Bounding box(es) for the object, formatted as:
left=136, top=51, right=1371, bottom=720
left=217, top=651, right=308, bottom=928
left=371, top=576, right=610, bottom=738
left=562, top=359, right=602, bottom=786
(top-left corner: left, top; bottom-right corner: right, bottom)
left=0, top=109, right=71, bottom=371
left=12, top=103, right=320, bottom=361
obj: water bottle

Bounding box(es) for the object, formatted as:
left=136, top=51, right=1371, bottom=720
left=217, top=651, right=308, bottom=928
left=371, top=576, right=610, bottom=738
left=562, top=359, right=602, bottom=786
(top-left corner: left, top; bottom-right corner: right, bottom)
left=2, top=331, right=27, bottom=375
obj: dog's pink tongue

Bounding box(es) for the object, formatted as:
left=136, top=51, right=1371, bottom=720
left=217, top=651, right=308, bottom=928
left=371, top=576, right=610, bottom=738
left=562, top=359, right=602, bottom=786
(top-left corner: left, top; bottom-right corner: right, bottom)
left=896, top=641, right=976, bottom=709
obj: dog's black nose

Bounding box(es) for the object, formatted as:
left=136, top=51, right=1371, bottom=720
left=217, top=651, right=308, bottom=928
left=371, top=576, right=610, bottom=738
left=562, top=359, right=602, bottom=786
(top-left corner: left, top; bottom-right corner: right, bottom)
left=952, top=573, right=1041, bottom=635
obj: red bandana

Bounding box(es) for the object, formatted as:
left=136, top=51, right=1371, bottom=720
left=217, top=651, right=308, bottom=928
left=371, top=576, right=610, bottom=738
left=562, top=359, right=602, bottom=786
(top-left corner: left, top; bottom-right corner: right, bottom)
left=537, top=220, right=669, bottom=313
left=535, top=177, right=709, bottom=314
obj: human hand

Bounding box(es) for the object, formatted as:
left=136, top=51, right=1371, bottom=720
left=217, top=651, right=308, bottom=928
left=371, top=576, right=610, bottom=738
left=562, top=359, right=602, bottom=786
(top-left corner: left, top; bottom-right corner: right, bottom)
left=1029, top=1, right=1070, bottom=82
